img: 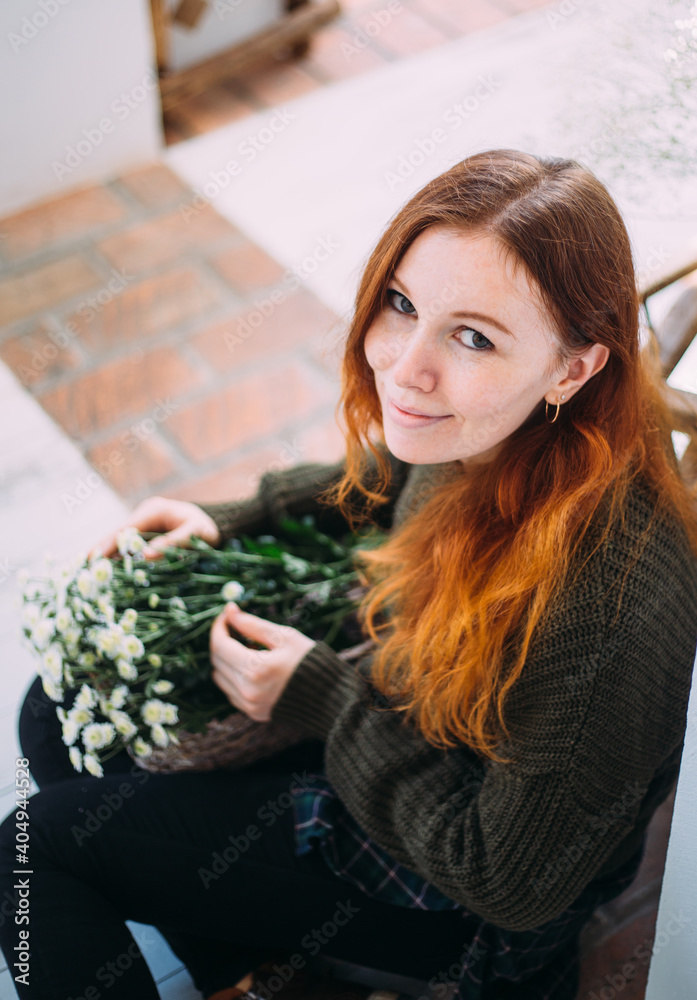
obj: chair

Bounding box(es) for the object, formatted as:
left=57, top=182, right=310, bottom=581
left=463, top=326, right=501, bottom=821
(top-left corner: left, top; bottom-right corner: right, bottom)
left=639, top=247, right=697, bottom=484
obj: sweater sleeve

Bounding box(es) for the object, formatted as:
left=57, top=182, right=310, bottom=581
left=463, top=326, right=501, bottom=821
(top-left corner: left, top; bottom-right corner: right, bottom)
left=194, top=443, right=410, bottom=544
left=271, top=500, right=697, bottom=931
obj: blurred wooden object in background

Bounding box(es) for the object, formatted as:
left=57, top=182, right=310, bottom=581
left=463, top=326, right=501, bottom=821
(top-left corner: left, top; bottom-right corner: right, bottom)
left=150, top=0, right=340, bottom=113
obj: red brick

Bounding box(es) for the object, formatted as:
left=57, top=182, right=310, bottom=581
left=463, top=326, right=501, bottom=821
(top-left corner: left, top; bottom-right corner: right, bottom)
left=191, top=288, right=339, bottom=371
left=301, top=25, right=390, bottom=81
left=96, top=206, right=236, bottom=274
left=292, top=417, right=347, bottom=464
left=355, top=6, right=449, bottom=56
left=38, top=345, right=202, bottom=438
left=0, top=185, right=128, bottom=260
left=0, top=255, right=101, bottom=326
left=235, top=62, right=320, bottom=107
left=165, top=443, right=288, bottom=504
left=211, top=242, right=286, bottom=294
left=164, top=85, right=257, bottom=137
left=0, top=322, right=83, bottom=387
left=66, top=265, right=222, bottom=353
left=166, top=361, right=335, bottom=463
left=117, top=162, right=192, bottom=208
left=87, top=432, right=177, bottom=499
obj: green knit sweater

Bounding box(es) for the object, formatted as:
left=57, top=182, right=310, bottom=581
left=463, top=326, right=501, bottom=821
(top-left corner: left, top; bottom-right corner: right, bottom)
left=197, top=445, right=697, bottom=932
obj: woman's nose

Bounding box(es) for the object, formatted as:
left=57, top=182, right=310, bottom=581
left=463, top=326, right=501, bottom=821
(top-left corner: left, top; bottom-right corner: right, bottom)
left=391, top=323, right=438, bottom=390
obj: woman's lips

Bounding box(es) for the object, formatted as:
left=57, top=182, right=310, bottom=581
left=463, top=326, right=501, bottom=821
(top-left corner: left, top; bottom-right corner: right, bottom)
left=387, top=398, right=451, bottom=428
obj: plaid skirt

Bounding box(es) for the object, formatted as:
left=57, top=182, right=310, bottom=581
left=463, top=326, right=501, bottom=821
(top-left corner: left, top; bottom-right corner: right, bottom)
left=291, top=771, right=646, bottom=1000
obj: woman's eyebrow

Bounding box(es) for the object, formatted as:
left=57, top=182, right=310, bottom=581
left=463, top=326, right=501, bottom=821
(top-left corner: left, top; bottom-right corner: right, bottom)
left=390, top=274, right=516, bottom=340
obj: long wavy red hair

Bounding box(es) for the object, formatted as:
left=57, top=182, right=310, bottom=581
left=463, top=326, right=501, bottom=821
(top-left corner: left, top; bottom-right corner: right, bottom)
left=318, top=149, right=697, bottom=762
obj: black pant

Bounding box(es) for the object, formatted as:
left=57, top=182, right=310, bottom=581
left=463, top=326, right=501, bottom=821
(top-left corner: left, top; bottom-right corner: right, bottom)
left=0, top=676, right=471, bottom=999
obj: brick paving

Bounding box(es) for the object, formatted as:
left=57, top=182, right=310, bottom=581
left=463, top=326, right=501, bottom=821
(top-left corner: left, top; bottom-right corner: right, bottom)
left=0, top=0, right=673, bottom=995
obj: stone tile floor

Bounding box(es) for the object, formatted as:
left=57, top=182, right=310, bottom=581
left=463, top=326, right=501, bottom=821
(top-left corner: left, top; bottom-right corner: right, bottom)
left=0, top=0, right=678, bottom=996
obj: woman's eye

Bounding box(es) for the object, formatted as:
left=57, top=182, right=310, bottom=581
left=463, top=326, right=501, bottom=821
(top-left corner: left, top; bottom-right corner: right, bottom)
left=459, top=328, right=493, bottom=351
left=386, top=289, right=416, bottom=315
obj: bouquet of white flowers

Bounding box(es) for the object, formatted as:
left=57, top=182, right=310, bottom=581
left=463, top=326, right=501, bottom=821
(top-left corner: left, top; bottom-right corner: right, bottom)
left=20, top=516, right=383, bottom=776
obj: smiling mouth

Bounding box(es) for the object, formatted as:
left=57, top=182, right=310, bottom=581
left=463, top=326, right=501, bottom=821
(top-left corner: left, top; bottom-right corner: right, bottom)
left=387, top=398, right=452, bottom=426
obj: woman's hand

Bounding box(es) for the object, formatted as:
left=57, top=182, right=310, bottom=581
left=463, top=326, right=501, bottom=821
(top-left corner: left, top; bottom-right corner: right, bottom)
left=89, top=496, right=221, bottom=560
left=209, top=603, right=316, bottom=722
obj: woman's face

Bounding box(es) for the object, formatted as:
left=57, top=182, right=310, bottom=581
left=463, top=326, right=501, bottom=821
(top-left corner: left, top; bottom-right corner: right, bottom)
left=363, top=226, right=572, bottom=467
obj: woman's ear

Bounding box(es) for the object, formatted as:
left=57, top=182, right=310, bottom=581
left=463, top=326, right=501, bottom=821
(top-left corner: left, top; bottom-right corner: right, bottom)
left=552, top=342, right=610, bottom=401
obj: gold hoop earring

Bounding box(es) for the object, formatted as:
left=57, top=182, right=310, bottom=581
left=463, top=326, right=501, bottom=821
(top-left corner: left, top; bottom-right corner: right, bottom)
left=545, top=400, right=560, bottom=424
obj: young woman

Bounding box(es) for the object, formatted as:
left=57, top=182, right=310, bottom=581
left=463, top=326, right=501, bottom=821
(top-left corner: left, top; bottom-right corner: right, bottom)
left=3, top=149, right=697, bottom=1000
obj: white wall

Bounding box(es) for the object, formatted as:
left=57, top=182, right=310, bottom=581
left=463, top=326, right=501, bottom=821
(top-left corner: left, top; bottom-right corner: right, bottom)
left=166, top=0, right=283, bottom=71
left=645, top=655, right=697, bottom=1000
left=0, top=0, right=163, bottom=217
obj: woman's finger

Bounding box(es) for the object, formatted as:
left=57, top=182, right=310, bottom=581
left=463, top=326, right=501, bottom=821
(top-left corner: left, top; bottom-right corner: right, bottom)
left=222, top=603, right=292, bottom=650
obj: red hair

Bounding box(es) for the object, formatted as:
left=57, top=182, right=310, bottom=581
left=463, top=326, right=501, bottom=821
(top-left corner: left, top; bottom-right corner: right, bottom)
left=319, top=149, right=697, bottom=762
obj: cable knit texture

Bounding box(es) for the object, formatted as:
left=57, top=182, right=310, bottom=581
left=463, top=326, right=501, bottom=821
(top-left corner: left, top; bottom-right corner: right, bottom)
left=197, top=447, right=697, bottom=932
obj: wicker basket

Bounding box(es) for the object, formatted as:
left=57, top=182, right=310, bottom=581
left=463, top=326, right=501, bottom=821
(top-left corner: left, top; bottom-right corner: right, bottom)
left=127, top=638, right=377, bottom=773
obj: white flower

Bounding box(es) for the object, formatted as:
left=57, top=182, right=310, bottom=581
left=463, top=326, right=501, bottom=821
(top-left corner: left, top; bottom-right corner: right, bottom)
left=90, top=558, right=113, bottom=586
left=30, top=618, right=55, bottom=650
left=75, top=684, right=97, bottom=709
left=116, top=527, right=146, bottom=557
left=169, top=596, right=186, bottom=611
left=132, top=738, right=152, bottom=758
left=119, top=608, right=138, bottom=633
left=76, top=569, right=97, bottom=601
left=94, top=625, right=125, bottom=658
left=97, top=595, right=115, bottom=622
left=68, top=706, right=94, bottom=727
left=68, top=746, right=83, bottom=772
left=133, top=569, right=149, bottom=586
left=63, top=626, right=81, bottom=647
left=221, top=580, right=244, bottom=602
left=109, top=711, right=138, bottom=740
left=78, top=651, right=96, bottom=668
left=161, top=703, right=178, bottom=725
left=41, top=676, right=64, bottom=702
left=61, top=718, right=80, bottom=747
left=110, top=685, right=129, bottom=709
left=150, top=723, right=169, bottom=747
left=56, top=706, right=67, bottom=724
left=22, top=603, right=42, bottom=628
left=148, top=593, right=160, bottom=609
left=119, top=634, right=144, bottom=660
left=55, top=607, right=73, bottom=633
left=81, top=601, right=98, bottom=621
left=117, top=659, right=138, bottom=681
left=147, top=654, right=162, bottom=668
left=141, top=699, right=166, bottom=724
left=82, top=722, right=116, bottom=751
left=41, top=644, right=63, bottom=682
left=83, top=753, right=103, bottom=777
left=152, top=679, right=173, bottom=694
